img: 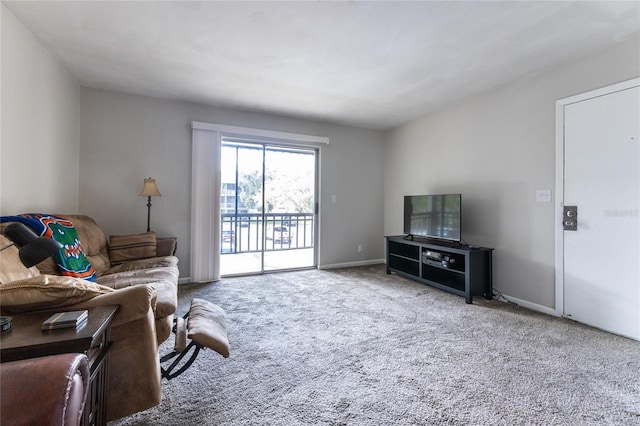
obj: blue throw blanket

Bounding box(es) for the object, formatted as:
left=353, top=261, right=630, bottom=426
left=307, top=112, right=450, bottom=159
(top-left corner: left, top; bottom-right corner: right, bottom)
left=1, top=214, right=96, bottom=281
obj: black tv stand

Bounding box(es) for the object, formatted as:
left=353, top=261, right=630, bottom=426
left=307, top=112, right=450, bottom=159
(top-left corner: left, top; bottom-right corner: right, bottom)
left=386, top=235, right=493, bottom=303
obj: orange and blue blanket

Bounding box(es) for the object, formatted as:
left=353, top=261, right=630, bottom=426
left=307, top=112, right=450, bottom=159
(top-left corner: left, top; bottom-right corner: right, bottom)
left=1, top=214, right=96, bottom=281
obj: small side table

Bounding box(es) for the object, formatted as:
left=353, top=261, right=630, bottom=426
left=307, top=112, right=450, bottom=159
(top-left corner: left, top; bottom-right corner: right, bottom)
left=157, top=237, right=177, bottom=256
left=0, top=305, right=118, bottom=426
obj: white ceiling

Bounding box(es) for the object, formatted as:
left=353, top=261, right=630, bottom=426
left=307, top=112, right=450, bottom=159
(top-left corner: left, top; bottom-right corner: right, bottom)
left=4, top=1, right=640, bottom=130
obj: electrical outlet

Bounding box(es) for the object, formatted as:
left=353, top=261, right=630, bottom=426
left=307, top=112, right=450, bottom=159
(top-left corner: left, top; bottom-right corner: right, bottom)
left=357, top=244, right=363, bottom=253
left=536, top=189, right=552, bottom=202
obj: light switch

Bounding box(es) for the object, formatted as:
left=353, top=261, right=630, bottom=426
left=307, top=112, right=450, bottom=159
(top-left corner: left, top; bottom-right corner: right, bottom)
left=331, top=195, right=337, bottom=203
left=536, top=189, right=552, bottom=202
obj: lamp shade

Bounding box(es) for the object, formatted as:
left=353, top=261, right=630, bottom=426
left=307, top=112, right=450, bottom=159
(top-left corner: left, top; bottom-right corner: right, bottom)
left=2, top=222, right=63, bottom=268
left=140, top=178, right=161, bottom=197
left=3, top=221, right=37, bottom=247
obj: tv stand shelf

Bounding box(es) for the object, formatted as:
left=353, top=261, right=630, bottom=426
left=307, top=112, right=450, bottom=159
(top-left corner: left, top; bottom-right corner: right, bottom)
left=385, top=236, right=493, bottom=303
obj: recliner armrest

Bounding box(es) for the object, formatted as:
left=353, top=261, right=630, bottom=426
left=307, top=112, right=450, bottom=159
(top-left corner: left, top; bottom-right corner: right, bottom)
left=0, top=353, right=90, bottom=426
left=67, top=284, right=157, bottom=328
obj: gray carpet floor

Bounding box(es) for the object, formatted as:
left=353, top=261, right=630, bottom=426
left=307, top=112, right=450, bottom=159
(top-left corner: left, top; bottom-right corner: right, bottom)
left=112, top=265, right=640, bottom=425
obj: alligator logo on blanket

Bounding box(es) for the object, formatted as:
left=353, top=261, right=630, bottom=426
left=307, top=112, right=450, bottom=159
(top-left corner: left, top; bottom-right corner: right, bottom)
left=0, top=214, right=96, bottom=281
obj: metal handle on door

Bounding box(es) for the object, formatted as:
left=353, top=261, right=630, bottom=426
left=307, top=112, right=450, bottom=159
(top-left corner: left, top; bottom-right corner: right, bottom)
left=563, top=206, right=578, bottom=231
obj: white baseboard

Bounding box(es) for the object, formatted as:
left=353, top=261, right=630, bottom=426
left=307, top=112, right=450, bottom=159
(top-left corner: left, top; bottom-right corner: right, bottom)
left=319, top=259, right=385, bottom=270
left=500, top=293, right=558, bottom=317
left=180, top=260, right=386, bottom=282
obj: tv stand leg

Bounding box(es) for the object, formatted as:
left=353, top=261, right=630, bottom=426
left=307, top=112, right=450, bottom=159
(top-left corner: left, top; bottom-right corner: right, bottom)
left=483, top=253, right=494, bottom=300
left=465, top=295, right=472, bottom=304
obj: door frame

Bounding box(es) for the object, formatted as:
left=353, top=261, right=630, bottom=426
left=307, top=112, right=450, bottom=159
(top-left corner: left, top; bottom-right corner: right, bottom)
left=554, top=77, right=640, bottom=317
left=220, top=141, right=320, bottom=275
left=191, top=121, right=329, bottom=282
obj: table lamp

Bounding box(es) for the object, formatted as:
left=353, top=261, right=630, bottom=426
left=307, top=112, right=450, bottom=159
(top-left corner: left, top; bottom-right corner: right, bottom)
left=1, top=222, right=63, bottom=268
left=140, top=177, right=161, bottom=232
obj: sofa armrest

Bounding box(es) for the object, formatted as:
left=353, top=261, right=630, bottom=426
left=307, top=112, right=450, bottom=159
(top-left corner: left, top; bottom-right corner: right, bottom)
left=66, top=284, right=157, bottom=328
left=1, top=353, right=90, bottom=426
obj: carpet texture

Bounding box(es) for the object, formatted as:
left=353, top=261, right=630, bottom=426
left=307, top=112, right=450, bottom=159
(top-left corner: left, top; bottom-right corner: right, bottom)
left=112, top=265, right=640, bottom=425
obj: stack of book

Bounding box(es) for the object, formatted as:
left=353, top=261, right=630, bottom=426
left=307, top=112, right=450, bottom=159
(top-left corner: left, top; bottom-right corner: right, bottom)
left=41, top=310, right=88, bottom=331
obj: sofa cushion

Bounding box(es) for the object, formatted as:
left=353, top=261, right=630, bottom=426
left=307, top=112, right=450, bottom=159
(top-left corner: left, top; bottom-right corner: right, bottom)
left=0, top=234, right=41, bottom=284
left=108, top=232, right=157, bottom=265
left=0, top=275, right=113, bottom=314
left=103, top=256, right=178, bottom=275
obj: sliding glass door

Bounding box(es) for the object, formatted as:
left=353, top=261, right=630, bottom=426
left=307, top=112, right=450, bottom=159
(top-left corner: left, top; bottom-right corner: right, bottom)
left=220, top=141, right=317, bottom=276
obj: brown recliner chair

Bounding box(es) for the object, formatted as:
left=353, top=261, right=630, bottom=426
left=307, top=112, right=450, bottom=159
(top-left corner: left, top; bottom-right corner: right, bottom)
left=1, top=353, right=90, bottom=426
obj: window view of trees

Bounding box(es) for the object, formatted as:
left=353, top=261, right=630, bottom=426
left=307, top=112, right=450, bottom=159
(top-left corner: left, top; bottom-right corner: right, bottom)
left=231, top=148, right=315, bottom=215
left=237, top=170, right=262, bottom=212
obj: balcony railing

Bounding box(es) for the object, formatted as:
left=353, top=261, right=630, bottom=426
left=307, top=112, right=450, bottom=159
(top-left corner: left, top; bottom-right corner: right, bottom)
left=221, top=213, right=315, bottom=254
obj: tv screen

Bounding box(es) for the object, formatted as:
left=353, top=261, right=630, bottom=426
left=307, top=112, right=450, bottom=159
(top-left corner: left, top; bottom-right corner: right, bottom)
left=403, top=194, right=461, bottom=242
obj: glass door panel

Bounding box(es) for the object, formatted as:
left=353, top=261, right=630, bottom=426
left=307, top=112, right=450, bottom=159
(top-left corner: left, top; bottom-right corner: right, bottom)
left=220, top=143, right=264, bottom=275
left=263, top=146, right=316, bottom=271
left=220, top=142, right=317, bottom=276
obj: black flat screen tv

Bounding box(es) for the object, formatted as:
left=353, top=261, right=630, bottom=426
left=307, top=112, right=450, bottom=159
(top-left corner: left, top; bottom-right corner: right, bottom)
left=403, top=194, right=461, bottom=242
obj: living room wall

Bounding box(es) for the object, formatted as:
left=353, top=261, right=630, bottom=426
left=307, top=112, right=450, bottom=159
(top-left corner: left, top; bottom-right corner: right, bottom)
left=1, top=5, right=80, bottom=214
left=79, top=88, right=386, bottom=280
left=384, top=36, right=640, bottom=311
left=1, top=3, right=385, bottom=282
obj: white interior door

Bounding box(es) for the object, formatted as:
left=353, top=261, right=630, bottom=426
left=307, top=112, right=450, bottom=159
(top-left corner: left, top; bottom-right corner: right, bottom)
left=559, top=80, right=639, bottom=340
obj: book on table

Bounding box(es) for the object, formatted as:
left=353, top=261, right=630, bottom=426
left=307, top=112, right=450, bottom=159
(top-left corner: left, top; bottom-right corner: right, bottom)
left=41, top=310, right=88, bottom=331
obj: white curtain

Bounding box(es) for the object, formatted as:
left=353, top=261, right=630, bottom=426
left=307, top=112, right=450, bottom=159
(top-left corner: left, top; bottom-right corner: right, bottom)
left=190, top=126, right=221, bottom=282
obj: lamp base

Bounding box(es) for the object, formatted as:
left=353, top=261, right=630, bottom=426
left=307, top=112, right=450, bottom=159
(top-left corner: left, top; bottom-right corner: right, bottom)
left=146, top=196, right=152, bottom=232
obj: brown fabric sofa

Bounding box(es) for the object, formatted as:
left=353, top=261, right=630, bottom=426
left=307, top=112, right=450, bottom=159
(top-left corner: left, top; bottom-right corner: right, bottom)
left=31, top=214, right=179, bottom=344
left=0, top=214, right=180, bottom=421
